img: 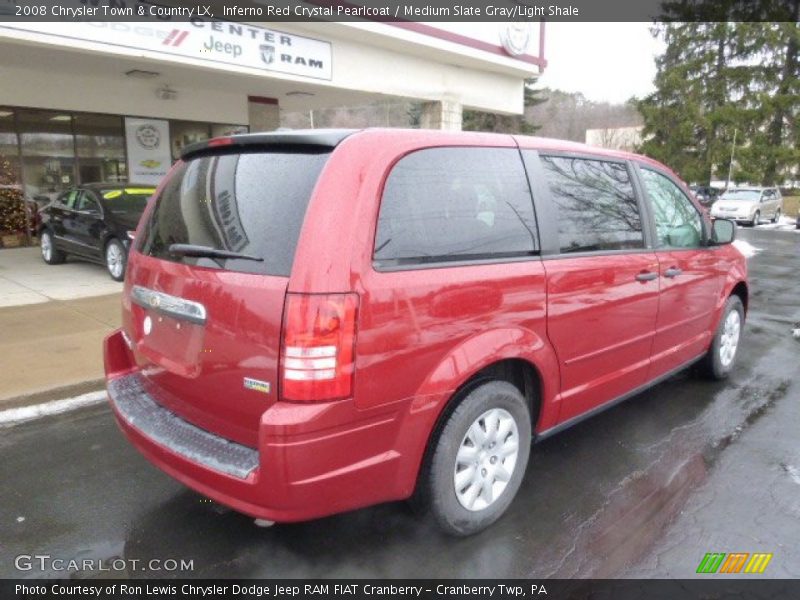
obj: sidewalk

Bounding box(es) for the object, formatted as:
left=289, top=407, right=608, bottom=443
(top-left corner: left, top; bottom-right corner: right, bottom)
left=0, top=247, right=122, bottom=407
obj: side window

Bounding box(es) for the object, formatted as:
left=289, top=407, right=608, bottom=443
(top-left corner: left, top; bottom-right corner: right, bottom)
left=373, top=147, right=538, bottom=266
left=60, top=190, right=79, bottom=210
left=76, top=193, right=101, bottom=214
left=540, top=155, right=643, bottom=253
left=640, top=168, right=703, bottom=249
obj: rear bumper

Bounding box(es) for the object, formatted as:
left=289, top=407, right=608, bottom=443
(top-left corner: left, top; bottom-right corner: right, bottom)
left=104, top=329, right=420, bottom=522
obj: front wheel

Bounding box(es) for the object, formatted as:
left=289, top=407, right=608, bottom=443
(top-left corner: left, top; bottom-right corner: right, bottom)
left=420, top=381, right=531, bottom=536
left=105, top=238, right=127, bottom=281
left=40, top=230, right=65, bottom=265
left=700, top=295, right=745, bottom=380
left=750, top=211, right=760, bottom=227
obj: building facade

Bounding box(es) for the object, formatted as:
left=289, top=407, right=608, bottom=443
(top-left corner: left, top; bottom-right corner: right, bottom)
left=0, top=19, right=545, bottom=215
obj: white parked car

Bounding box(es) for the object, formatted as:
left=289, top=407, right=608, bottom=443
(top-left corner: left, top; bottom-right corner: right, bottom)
left=710, top=187, right=783, bottom=226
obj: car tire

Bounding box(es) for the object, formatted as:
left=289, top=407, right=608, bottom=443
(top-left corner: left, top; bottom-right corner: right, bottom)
left=105, top=238, right=127, bottom=282
left=750, top=210, right=760, bottom=226
left=419, top=381, right=531, bottom=536
left=700, top=295, right=745, bottom=380
left=772, top=209, right=781, bottom=224
left=40, top=229, right=65, bottom=265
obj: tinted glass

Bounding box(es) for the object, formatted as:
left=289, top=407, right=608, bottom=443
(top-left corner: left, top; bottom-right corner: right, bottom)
left=99, top=187, right=155, bottom=216
left=374, top=147, right=538, bottom=266
left=139, top=151, right=330, bottom=276
left=540, top=155, right=643, bottom=253
left=640, top=168, right=703, bottom=248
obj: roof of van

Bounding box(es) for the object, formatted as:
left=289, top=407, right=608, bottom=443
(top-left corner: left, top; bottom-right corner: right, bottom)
left=180, top=127, right=653, bottom=167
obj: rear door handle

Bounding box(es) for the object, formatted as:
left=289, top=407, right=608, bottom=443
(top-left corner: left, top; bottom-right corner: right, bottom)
left=636, top=271, right=658, bottom=282
left=664, top=267, right=683, bottom=278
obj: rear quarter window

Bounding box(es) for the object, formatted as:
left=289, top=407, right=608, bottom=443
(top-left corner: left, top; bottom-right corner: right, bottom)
left=139, top=150, right=330, bottom=276
left=373, top=147, right=538, bottom=267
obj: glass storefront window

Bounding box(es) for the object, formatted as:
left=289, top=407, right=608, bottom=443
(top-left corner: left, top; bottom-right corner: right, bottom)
left=74, top=113, right=127, bottom=184
left=211, top=123, right=249, bottom=138
left=3, top=108, right=248, bottom=204
left=17, top=109, right=76, bottom=203
left=170, top=120, right=212, bottom=161
left=0, top=108, right=21, bottom=188
left=0, top=107, right=27, bottom=238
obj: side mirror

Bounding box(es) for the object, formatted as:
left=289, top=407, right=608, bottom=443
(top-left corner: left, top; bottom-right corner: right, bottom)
left=711, top=219, right=736, bottom=245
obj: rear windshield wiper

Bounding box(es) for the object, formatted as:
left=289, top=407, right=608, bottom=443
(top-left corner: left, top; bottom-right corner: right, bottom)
left=168, top=244, right=264, bottom=262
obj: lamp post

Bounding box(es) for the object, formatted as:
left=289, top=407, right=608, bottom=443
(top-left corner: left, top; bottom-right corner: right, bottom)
left=726, top=128, right=737, bottom=190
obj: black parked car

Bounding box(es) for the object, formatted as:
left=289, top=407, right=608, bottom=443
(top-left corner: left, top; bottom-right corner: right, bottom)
left=39, top=183, right=155, bottom=281
left=689, top=184, right=722, bottom=207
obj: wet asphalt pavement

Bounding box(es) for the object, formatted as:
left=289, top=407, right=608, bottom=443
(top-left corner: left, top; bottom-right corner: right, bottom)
left=1, top=228, right=798, bottom=580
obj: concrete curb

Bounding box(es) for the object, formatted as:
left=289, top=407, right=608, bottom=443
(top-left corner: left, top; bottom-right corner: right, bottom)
left=0, top=378, right=105, bottom=411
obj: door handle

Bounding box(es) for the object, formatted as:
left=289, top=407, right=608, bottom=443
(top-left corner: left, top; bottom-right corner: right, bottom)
left=664, top=267, right=683, bottom=278
left=636, top=271, right=658, bottom=282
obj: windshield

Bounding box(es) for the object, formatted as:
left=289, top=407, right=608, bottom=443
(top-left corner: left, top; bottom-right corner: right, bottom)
left=721, top=190, right=761, bottom=201
left=102, top=188, right=155, bottom=216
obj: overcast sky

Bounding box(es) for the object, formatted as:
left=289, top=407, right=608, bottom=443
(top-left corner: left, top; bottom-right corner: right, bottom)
left=535, top=23, right=664, bottom=104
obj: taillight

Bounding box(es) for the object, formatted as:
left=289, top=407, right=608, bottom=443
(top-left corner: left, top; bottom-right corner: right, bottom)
left=281, top=293, right=359, bottom=402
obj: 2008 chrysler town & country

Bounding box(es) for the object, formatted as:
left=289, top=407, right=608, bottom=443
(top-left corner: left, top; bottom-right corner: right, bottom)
left=104, top=129, right=747, bottom=535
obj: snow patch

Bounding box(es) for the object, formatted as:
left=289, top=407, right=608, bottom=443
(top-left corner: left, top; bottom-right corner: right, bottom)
left=732, top=239, right=761, bottom=258
left=783, top=464, right=800, bottom=486
left=0, top=391, right=106, bottom=427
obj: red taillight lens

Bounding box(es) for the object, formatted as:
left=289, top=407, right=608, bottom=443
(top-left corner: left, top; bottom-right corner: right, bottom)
left=281, top=293, right=359, bottom=402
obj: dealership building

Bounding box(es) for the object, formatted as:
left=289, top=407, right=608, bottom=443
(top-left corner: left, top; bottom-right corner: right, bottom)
left=0, top=19, right=545, bottom=212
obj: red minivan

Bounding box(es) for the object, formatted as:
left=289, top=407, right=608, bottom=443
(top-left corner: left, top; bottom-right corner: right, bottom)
left=104, top=129, right=747, bottom=535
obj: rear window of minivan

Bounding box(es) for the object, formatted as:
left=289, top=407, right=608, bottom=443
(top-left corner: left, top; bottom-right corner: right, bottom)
left=138, top=150, right=330, bottom=276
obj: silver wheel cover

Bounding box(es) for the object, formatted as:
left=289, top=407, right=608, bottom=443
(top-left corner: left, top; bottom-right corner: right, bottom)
left=453, top=408, right=520, bottom=512
left=719, top=309, right=741, bottom=368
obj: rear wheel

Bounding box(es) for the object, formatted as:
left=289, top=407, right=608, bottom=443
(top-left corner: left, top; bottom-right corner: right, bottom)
left=700, top=295, right=744, bottom=380
left=40, top=230, right=65, bottom=265
left=105, top=238, right=126, bottom=281
left=420, top=381, right=531, bottom=536
left=772, top=209, right=781, bottom=224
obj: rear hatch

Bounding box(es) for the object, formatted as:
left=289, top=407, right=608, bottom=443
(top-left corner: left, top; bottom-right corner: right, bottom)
left=122, top=142, right=333, bottom=447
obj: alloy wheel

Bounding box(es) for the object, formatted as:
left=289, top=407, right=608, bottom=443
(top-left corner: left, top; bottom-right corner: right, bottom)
left=106, top=243, right=124, bottom=279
